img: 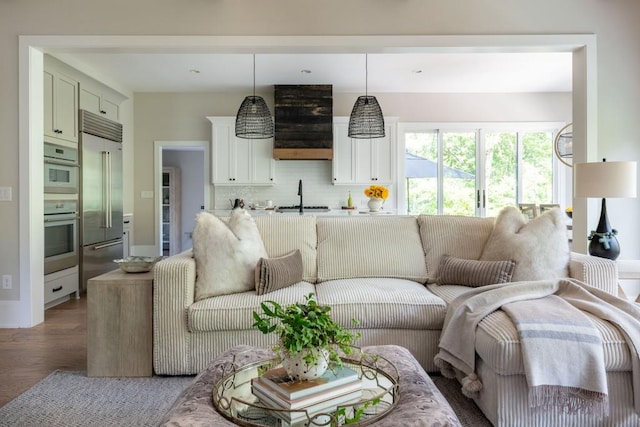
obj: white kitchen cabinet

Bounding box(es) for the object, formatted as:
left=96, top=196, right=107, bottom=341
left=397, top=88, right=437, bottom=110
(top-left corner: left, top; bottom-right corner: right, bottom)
left=44, top=67, right=79, bottom=144
left=208, top=117, right=275, bottom=185
left=44, top=265, right=79, bottom=309
left=332, top=119, right=356, bottom=183
left=80, top=81, right=123, bottom=122
left=332, top=117, right=396, bottom=185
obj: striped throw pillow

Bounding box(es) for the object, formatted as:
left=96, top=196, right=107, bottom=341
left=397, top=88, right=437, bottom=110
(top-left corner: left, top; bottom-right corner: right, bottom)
left=255, top=250, right=304, bottom=295
left=435, top=255, right=515, bottom=287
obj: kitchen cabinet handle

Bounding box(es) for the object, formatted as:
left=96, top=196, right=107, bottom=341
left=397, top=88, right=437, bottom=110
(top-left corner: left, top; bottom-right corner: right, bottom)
left=100, top=110, right=106, bottom=114
left=52, top=286, right=63, bottom=293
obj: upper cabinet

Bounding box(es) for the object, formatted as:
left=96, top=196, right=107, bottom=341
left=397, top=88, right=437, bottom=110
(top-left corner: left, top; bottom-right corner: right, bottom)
left=44, top=66, right=78, bottom=144
left=44, top=55, right=128, bottom=146
left=79, top=81, right=124, bottom=122
left=208, top=117, right=276, bottom=186
left=332, top=117, right=397, bottom=185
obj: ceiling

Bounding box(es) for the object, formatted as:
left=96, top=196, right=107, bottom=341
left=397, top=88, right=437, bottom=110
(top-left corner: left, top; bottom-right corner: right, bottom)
left=54, top=52, right=572, bottom=94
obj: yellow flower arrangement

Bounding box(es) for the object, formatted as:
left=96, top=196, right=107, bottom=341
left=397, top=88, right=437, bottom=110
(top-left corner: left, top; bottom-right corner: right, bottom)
left=364, top=185, right=389, bottom=200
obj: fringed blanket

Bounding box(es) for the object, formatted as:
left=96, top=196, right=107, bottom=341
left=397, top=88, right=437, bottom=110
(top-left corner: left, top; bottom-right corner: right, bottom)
left=434, top=278, right=640, bottom=417
left=502, top=295, right=607, bottom=416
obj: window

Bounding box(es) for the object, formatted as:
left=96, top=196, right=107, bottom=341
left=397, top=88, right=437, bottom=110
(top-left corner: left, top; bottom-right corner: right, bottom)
left=400, top=123, right=562, bottom=217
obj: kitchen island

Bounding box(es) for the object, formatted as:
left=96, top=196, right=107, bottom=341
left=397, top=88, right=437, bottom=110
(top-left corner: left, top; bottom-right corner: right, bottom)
left=207, top=208, right=399, bottom=217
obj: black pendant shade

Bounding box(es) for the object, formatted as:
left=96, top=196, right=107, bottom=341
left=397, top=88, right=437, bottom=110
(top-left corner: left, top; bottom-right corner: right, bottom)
left=348, top=54, right=385, bottom=139
left=235, top=95, right=274, bottom=139
left=235, top=54, right=274, bottom=139
left=348, top=95, right=385, bottom=138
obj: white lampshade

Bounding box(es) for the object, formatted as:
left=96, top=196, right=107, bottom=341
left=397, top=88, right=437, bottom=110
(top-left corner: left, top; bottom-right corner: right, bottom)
left=574, top=160, right=637, bottom=198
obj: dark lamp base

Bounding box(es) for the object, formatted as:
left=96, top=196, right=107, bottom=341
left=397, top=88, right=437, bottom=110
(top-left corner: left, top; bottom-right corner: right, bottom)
left=588, top=198, right=621, bottom=261
left=588, top=234, right=620, bottom=260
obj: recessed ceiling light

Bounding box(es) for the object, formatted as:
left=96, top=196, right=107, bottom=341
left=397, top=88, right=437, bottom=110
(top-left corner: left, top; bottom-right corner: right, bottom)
left=301, top=69, right=312, bottom=74
left=189, top=69, right=201, bottom=74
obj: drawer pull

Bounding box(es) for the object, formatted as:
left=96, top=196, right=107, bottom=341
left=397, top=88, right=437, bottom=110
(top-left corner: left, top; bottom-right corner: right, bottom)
left=52, top=286, right=63, bottom=293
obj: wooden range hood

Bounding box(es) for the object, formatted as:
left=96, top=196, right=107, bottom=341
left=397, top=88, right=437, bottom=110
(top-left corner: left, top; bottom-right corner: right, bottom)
left=273, top=84, right=333, bottom=160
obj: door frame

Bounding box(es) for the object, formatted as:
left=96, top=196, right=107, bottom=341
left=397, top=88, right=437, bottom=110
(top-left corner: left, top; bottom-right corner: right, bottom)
left=154, top=140, right=210, bottom=257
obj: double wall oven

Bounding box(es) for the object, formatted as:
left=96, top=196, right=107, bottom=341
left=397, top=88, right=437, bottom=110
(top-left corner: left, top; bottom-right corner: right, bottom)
left=44, top=143, right=80, bottom=277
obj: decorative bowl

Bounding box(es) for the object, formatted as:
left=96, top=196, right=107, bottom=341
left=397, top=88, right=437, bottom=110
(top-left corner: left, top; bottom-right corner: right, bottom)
left=114, top=256, right=164, bottom=273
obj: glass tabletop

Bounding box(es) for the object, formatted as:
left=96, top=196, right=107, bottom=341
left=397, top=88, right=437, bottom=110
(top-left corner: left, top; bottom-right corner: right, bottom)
left=212, top=350, right=399, bottom=427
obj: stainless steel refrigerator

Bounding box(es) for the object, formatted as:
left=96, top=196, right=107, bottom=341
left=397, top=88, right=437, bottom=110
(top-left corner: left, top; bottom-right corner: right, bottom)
left=79, top=110, right=124, bottom=291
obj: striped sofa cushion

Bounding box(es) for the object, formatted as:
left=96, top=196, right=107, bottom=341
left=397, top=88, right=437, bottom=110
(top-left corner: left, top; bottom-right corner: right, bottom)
left=188, top=281, right=316, bottom=332
left=315, top=278, right=447, bottom=330
left=434, top=255, right=515, bottom=287
left=316, top=216, right=428, bottom=283
left=255, top=250, right=303, bottom=295
left=417, top=215, right=495, bottom=282
left=255, top=215, right=317, bottom=283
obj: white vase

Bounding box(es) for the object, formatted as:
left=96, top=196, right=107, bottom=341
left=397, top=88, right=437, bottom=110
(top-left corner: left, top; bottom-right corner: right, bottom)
left=281, top=348, right=329, bottom=381
left=367, top=197, right=384, bottom=212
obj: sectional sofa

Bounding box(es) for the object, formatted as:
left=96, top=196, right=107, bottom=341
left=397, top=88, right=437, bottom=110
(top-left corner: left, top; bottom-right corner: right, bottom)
left=153, top=208, right=639, bottom=426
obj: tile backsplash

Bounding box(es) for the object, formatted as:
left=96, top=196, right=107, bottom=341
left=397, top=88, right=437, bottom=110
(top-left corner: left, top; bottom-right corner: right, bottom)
left=213, top=160, right=397, bottom=211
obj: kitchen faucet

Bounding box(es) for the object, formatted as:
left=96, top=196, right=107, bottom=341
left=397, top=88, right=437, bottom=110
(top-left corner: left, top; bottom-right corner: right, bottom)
left=298, top=179, right=303, bottom=214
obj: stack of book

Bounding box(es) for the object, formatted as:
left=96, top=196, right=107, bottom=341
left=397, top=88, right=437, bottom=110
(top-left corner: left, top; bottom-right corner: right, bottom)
left=251, top=365, right=362, bottom=425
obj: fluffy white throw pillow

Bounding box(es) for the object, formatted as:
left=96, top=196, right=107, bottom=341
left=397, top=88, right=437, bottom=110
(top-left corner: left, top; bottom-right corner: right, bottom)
left=480, top=206, right=569, bottom=282
left=193, top=209, right=267, bottom=300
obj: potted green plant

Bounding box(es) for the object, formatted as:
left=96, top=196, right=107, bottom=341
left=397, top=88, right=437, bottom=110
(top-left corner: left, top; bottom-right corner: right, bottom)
left=252, top=293, right=361, bottom=381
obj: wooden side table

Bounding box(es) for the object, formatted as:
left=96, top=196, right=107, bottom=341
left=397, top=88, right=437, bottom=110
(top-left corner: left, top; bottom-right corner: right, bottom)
left=87, top=269, right=153, bottom=377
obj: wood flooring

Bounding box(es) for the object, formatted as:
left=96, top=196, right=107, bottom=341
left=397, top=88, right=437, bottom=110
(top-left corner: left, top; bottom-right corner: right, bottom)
left=0, top=296, right=87, bottom=408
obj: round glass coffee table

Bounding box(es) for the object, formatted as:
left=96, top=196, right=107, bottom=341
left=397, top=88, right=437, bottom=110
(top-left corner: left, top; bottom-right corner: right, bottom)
left=212, top=351, right=399, bottom=426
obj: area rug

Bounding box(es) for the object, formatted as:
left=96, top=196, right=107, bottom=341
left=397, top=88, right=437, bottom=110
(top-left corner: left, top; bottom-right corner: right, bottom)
left=431, top=374, right=493, bottom=427
left=0, top=371, right=194, bottom=426
left=0, top=370, right=491, bottom=426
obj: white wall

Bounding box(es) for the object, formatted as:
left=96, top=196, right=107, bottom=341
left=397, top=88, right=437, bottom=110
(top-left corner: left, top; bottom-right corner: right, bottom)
left=2, top=0, right=640, bottom=326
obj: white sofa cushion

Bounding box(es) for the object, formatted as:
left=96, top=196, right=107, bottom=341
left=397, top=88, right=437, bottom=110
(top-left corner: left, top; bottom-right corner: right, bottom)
left=417, top=215, right=495, bottom=282
left=192, top=210, right=267, bottom=300
left=316, top=216, right=428, bottom=283
left=255, top=215, right=318, bottom=283
left=188, top=281, right=316, bottom=332
left=480, top=207, right=569, bottom=281
left=315, top=278, right=446, bottom=330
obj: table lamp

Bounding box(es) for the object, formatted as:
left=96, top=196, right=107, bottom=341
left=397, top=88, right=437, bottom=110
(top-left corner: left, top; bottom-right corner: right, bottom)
left=574, top=159, right=637, bottom=260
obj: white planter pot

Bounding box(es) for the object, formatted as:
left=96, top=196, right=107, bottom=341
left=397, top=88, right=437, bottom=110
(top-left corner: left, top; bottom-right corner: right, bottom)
left=281, top=348, right=329, bottom=381
left=367, top=197, right=384, bottom=212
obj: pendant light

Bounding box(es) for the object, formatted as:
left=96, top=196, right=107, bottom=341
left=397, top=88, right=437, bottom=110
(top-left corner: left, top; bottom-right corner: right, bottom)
left=348, top=53, right=385, bottom=139
left=235, top=54, right=274, bottom=139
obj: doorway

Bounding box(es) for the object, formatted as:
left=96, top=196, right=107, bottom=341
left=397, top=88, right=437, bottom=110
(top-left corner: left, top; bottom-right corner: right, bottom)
left=154, top=140, right=210, bottom=257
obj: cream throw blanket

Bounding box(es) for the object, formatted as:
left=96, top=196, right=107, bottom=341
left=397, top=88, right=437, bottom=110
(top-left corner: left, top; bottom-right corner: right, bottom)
left=434, top=278, right=640, bottom=416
